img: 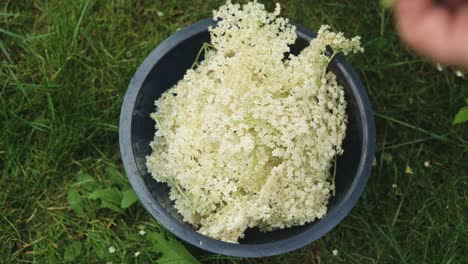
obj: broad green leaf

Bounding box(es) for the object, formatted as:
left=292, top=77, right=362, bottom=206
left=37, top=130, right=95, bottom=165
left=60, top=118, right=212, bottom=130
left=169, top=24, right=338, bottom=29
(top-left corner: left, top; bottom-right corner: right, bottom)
left=453, top=106, right=468, bottom=124
left=64, top=241, right=82, bottom=262
left=147, top=232, right=200, bottom=264
left=67, top=189, right=83, bottom=215
left=74, top=173, right=100, bottom=192
left=91, top=238, right=107, bottom=259
left=106, top=167, right=126, bottom=188
left=89, top=188, right=122, bottom=205
left=121, top=189, right=139, bottom=208
left=100, top=200, right=123, bottom=213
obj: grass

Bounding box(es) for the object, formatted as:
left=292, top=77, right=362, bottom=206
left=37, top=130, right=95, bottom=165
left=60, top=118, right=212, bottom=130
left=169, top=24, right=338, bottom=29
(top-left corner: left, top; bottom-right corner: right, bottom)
left=1, top=0, right=467, bottom=263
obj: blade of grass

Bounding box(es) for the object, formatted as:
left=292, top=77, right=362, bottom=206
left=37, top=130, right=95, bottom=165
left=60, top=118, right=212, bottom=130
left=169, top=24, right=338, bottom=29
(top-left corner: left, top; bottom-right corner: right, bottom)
left=46, top=93, right=55, bottom=121
left=377, top=136, right=435, bottom=151
left=375, top=224, right=408, bottom=264
left=375, top=113, right=468, bottom=148
left=0, top=39, right=12, bottom=63
left=0, top=27, right=25, bottom=40
left=71, top=0, right=91, bottom=48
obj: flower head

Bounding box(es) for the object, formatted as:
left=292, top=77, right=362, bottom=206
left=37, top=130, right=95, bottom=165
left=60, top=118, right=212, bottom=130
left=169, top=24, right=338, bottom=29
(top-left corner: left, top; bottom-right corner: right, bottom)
left=424, top=161, right=430, bottom=168
left=405, top=166, right=413, bottom=174
left=108, top=246, right=116, bottom=254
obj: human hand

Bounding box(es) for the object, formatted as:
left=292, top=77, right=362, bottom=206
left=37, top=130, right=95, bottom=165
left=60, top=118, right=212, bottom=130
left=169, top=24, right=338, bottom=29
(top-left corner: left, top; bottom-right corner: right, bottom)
left=394, top=0, right=468, bottom=68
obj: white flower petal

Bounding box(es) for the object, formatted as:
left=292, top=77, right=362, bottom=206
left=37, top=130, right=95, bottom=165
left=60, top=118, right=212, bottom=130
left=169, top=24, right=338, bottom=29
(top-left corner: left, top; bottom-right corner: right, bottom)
left=108, top=246, right=116, bottom=254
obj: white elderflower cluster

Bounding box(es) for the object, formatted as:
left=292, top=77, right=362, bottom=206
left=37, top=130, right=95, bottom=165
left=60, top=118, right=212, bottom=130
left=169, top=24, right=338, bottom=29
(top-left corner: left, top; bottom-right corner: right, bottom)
left=146, top=1, right=363, bottom=243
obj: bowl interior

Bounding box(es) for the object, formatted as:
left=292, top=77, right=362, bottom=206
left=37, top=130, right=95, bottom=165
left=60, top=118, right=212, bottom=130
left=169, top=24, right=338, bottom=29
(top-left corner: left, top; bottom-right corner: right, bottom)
left=129, top=29, right=364, bottom=244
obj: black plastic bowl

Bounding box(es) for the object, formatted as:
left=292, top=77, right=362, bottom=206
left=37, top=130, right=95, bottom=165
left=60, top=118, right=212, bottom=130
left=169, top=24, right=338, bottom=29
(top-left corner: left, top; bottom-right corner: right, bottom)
left=119, top=18, right=375, bottom=258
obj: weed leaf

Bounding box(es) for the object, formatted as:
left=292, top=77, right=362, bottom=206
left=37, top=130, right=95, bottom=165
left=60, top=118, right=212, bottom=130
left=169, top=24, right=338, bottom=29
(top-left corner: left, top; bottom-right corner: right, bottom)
left=106, top=167, right=126, bottom=188
left=147, top=232, right=200, bottom=264
left=453, top=106, right=468, bottom=124
left=64, top=241, right=82, bottom=261
left=89, top=188, right=122, bottom=205
left=74, top=173, right=100, bottom=192
left=67, top=189, right=83, bottom=215
left=121, top=189, right=139, bottom=208
left=100, top=201, right=124, bottom=213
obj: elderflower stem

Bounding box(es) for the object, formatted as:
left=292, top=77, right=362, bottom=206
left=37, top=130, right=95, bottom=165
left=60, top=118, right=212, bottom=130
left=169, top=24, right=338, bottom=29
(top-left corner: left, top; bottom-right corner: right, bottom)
left=251, top=137, right=259, bottom=179
left=191, top=42, right=216, bottom=69
left=332, top=153, right=337, bottom=197
left=322, top=52, right=338, bottom=82
left=152, top=114, right=167, bottom=137
left=169, top=177, right=198, bottom=214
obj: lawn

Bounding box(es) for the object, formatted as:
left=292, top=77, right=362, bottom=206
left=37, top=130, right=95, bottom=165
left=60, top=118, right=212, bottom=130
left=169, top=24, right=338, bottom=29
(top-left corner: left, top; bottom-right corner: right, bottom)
left=1, top=0, right=467, bottom=263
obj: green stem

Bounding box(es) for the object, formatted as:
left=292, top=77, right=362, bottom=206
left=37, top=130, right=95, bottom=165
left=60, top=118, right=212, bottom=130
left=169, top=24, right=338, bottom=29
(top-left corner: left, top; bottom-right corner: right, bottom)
left=321, top=52, right=338, bottom=81
left=190, top=42, right=216, bottom=69
left=169, top=177, right=197, bottom=214
left=152, top=114, right=166, bottom=136
left=332, top=153, right=337, bottom=197
left=375, top=113, right=468, bottom=148
left=251, top=137, right=258, bottom=179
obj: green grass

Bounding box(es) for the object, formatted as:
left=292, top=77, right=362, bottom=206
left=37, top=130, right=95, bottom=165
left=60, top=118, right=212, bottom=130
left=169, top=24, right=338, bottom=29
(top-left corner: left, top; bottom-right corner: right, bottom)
left=1, top=0, right=467, bottom=263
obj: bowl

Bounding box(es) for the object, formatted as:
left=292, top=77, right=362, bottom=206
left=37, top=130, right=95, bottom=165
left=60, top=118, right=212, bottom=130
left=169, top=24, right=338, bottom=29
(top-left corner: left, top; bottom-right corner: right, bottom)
left=119, top=18, right=375, bottom=258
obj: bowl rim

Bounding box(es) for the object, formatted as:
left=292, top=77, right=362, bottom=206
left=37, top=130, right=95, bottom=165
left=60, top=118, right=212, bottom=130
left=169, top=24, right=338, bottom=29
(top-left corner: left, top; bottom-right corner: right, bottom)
left=119, top=18, right=376, bottom=258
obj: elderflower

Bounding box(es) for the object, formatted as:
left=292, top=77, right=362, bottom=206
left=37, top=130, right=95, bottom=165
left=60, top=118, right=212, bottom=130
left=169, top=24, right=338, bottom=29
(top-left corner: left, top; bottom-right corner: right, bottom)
left=146, top=1, right=363, bottom=243
left=108, top=246, right=116, bottom=254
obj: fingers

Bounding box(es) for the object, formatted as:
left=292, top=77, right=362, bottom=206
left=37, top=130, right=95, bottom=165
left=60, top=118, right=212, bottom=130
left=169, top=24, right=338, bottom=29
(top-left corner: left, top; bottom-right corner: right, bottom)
left=451, top=5, right=468, bottom=55
left=438, top=0, right=467, bottom=9
left=397, top=3, right=452, bottom=61
left=394, top=0, right=432, bottom=23
left=394, top=0, right=451, bottom=60
left=394, top=0, right=468, bottom=67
